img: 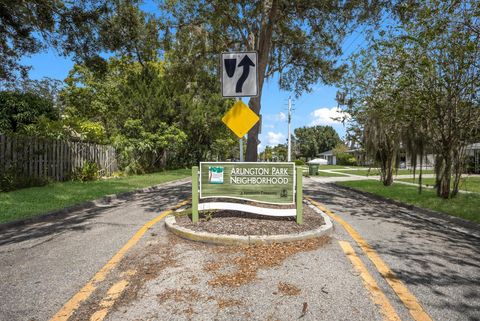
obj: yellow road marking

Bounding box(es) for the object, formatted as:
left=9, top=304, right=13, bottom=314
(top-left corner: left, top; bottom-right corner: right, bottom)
left=338, top=240, right=401, bottom=321
left=89, top=270, right=136, bottom=321
left=307, top=197, right=433, bottom=321
left=50, top=199, right=189, bottom=321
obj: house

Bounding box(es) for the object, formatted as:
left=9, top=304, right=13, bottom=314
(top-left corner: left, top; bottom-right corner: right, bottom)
left=318, top=150, right=336, bottom=165
left=398, top=152, right=436, bottom=170
left=398, top=143, right=479, bottom=172
left=466, top=143, right=480, bottom=174
left=317, top=143, right=480, bottom=172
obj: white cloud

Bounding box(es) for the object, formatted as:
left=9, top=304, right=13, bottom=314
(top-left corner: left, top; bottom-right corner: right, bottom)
left=265, top=112, right=287, bottom=122
left=277, top=112, right=287, bottom=121
left=310, top=107, right=349, bottom=126
left=266, top=132, right=285, bottom=145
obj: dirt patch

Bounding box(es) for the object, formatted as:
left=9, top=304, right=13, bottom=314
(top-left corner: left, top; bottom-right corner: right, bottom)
left=69, top=234, right=189, bottom=321
left=157, top=288, right=202, bottom=303
left=277, top=282, right=301, bottom=296
left=216, top=298, right=243, bottom=309
left=206, top=236, right=330, bottom=287
left=176, top=203, right=324, bottom=236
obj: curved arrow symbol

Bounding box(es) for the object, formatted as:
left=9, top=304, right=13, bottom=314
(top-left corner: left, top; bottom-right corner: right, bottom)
left=236, top=55, right=255, bottom=93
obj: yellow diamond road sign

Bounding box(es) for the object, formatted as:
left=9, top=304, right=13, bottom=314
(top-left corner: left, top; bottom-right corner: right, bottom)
left=222, top=100, right=259, bottom=138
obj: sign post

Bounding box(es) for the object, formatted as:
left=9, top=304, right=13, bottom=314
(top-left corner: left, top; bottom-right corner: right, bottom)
left=296, top=167, right=303, bottom=224
left=192, top=166, right=199, bottom=223
left=239, top=136, right=244, bottom=162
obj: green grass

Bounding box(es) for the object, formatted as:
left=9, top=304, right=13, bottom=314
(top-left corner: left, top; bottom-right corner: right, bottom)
left=398, top=176, right=480, bottom=193
left=0, top=168, right=191, bottom=224
left=338, top=169, right=435, bottom=176
left=337, top=169, right=382, bottom=176
left=318, top=165, right=352, bottom=170
left=337, top=180, right=480, bottom=223
left=314, top=171, right=351, bottom=177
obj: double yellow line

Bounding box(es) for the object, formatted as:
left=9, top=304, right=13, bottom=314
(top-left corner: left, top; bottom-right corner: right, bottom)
left=307, top=197, right=432, bottom=321
left=50, top=199, right=189, bottom=321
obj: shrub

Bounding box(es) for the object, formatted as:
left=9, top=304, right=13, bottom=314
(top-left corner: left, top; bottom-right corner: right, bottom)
left=0, top=165, right=50, bottom=192
left=72, top=161, right=99, bottom=181
left=336, top=152, right=357, bottom=166
left=294, top=159, right=305, bottom=166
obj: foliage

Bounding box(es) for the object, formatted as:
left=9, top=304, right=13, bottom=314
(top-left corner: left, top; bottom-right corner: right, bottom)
left=161, top=0, right=384, bottom=161
left=0, top=1, right=112, bottom=83
left=294, top=126, right=341, bottom=160
left=333, top=144, right=356, bottom=166
left=294, top=159, right=305, bottom=166
left=259, top=144, right=288, bottom=161
left=336, top=153, right=357, bottom=166
left=60, top=50, right=237, bottom=169
left=0, top=91, right=58, bottom=133
left=0, top=165, right=50, bottom=192
left=72, top=161, right=99, bottom=182
left=340, top=0, right=480, bottom=195
left=113, top=119, right=186, bottom=174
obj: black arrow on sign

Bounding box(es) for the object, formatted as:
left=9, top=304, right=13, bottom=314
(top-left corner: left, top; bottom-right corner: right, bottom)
left=236, top=55, right=255, bottom=93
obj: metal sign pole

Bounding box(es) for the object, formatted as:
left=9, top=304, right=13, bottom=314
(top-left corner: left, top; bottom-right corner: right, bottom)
left=239, top=136, right=244, bottom=162
left=287, top=97, right=292, bottom=162
left=236, top=97, right=244, bottom=162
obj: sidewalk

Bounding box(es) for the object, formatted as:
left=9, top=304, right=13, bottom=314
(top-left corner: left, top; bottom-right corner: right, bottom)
left=313, top=171, right=479, bottom=194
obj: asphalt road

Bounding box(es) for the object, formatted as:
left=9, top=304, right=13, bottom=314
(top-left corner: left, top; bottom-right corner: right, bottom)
left=1, top=177, right=479, bottom=321
left=0, top=179, right=190, bottom=321
left=304, top=179, right=480, bottom=321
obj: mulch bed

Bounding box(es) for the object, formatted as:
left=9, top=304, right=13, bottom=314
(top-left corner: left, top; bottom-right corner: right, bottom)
left=175, top=203, right=324, bottom=236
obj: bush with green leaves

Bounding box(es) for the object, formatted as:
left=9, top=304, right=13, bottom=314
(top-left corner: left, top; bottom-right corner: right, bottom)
left=72, top=161, right=99, bottom=182
left=294, top=159, right=305, bottom=166
left=336, top=152, right=357, bottom=166
left=114, top=119, right=186, bottom=174
left=0, top=165, right=50, bottom=191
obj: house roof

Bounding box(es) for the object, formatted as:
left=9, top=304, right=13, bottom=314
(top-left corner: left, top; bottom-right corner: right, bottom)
left=319, top=149, right=334, bottom=156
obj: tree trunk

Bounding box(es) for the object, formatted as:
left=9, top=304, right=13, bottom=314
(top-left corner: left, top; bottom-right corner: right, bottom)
left=434, top=155, right=443, bottom=197
left=245, top=0, right=278, bottom=161
left=382, top=154, right=394, bottom=186
left=246, top=97, right=261, bottom=161
left=438, top=153, right=452, bottom=199
left=451, top=146, right=466, bottom=197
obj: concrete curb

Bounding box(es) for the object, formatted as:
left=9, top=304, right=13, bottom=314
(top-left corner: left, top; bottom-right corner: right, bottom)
left=333, top=183, right=480, bottom=240
left=164, top=200, right=334, bottom=245
left=0, top=177, right=191, bottom=232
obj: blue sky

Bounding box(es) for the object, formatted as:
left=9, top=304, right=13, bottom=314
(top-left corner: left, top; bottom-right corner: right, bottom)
left=20, top=6, right=369, bottom=152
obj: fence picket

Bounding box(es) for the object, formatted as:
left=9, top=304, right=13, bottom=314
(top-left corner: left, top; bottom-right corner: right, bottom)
left=0, top=135, right=117, bottom=181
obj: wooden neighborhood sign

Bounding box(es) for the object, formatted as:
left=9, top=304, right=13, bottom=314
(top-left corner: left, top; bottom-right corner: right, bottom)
left=200, top=162, right=295, bottom=204
left=192, top=162, right=303, bottom=224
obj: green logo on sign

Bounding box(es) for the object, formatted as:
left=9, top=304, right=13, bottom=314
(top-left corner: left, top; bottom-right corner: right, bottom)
left=208, top=166, right=224, bottom=184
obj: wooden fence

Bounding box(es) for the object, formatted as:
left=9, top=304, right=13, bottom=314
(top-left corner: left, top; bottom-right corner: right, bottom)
left=0, top=134, right=118, bottom=181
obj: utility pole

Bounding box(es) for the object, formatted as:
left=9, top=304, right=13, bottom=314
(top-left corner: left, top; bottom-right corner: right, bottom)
left=287, top=97, right=292, bottom=162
